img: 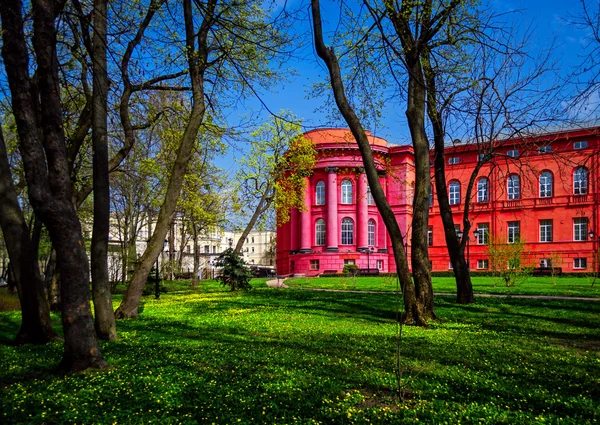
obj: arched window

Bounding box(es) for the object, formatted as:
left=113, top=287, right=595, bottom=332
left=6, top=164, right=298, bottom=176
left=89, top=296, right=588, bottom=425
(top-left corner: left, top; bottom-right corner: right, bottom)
left=574, top=167, right=588, bottom=195
left=315, top=181, right=325, bottom=205
left=341, top=218, right=354, bottom=245
left=477, top=178, right=489, bottom=202
left=507, top=174, right=520, bottom=200
left=539, top=171, right=553, bottom=198
left=315, top=219, right=326, bottom=246
left=341, top=180, right=353, bottom=204
left=449, top=181, right=460, bottom=205
left=367, top=187, right=374, bottom=205
left=368, top=219, right=376, bottom=246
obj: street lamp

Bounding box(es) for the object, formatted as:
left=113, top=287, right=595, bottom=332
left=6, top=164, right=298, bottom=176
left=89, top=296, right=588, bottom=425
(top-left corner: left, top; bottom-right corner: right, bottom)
left=367, top=246, right=374, bottom=271
left=157, top=239, right=167, bottom=299
left=589, top=230, right=598, bottom=285
left=456, top=230, right=470, bottom=270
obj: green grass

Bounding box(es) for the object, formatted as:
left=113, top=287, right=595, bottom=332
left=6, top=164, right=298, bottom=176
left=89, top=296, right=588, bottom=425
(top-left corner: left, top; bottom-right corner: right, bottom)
left=285, top=275, right=600, bottom=298
left=0, top=281, right=599, bottom=424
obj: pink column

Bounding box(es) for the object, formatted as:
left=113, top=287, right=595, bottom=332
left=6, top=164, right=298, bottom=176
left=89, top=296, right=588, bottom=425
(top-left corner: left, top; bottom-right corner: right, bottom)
left=378, top=171, right=388, bottom=252
left=326, top=167, right=339, bottom=251
left=300, top=176, right=312, bottom=252
left=357, top=169, right=368, bottom=249
left=290, top=208, right=299, bottom=252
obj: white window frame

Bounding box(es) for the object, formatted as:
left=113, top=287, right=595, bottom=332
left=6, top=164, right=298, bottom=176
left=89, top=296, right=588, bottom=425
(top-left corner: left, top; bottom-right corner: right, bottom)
left=539, top=220, right=553, bottom=243
left=428, top=227, right=433, bottom=246
left=574, top=167, right=588, bottom=195
left=448, top=157, right=460, bottom=165
left=477, top=259, right=489, bottom=270
left=367, top=188, right=374, bottom=205
left=539, top=172, right=552, bottom=198
left=574, top=141, right=588, bottom=150
left=507, top=149, right=519, bottom=157
left=507, top=174, right=520, bottom=200
left=508, top=221, right=520, bottom=244
left=574, top=258, right=587, bottom=269
left=449, top=181, right=460, bottom=205
left=310, top=260, right=320, bottom=271
left=376, top=260, right=383, bottom=270
left=574, top=218, right=588, bottom=241
left=315, top=219, right=326, bottom=246
left=341, top=218, right=354, bottom=245
left=315, top=181, right=325, bottom=205
left=538, top=145, right=552, bottom=153
left=477, top=178, right=489, bottom=203
left=341, top=180, right=353, bottom=204
left=368, top=219, right=376, bottom=246
left=476, top=223, right=489, bottom=245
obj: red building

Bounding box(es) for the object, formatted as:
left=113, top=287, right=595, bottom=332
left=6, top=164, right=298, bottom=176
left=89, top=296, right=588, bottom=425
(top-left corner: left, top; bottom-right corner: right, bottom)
left=276, top=127, right=600, bottom=276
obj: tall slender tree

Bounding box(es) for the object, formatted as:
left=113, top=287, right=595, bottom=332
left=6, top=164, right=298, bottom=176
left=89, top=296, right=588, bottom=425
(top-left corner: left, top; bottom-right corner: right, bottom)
left=0, top=0, right=107, bottom=371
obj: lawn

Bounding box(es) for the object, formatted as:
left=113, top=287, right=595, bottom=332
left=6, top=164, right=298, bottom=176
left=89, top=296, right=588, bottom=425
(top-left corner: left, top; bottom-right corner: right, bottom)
left=0, top=280, right=598, bottom=424
left=284, top=275, right=600, bottom=298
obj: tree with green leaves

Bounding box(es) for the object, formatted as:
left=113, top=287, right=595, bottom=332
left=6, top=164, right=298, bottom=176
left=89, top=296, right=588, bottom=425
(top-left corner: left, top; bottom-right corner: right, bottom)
left=116, top=0, right=292, bottom=318
left=215, top=248, right=253, bottom=291
left=233, top=112, right=316, bottom=254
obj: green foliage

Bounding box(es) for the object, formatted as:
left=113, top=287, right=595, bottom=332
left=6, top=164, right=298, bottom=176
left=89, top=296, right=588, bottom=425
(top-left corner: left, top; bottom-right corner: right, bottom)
left=343, top=264, right=359, bottom=276
left=486, top=235, right=534, bottom=287
left=0, top=283, right=598, bottom=424
left=214, top=248, right=252, bottom=291
left=234, top=111, right=317, bottom=228
left=284, top=275, right=600, bottom=298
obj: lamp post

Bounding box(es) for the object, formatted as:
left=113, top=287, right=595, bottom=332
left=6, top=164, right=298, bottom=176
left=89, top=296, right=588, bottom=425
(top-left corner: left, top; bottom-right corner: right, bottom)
left=367, top=246, right=374, bottom=271
left=589, top=230, right=598, bottom=285
left=157, top=239, right=167, bottom=299
left=456, top=230, right=470, bottom=270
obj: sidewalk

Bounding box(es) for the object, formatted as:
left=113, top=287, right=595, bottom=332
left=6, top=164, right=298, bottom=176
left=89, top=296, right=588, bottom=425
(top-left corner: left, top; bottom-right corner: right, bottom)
left=266, top=279, right=600, bottom=301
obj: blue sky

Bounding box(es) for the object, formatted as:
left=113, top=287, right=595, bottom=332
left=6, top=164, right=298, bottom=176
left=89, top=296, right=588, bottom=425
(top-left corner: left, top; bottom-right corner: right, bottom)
left=218, top=0, right=597, bottom=170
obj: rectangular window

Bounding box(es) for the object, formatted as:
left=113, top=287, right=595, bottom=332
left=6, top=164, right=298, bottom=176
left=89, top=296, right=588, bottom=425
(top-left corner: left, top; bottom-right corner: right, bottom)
left=310, top=260, right=320, bottom=271
left=538, top=145, right=552, bottom=153
left=344, top=259, right=355, bottom=265
left=507, top=221, right=520, bottom=244
left=448, top=157, right=460, bottom=165
left=507, top=149, right=519, bottom=157
left=574, top=141, right=588, bottom=149
left=213, top=246, right=217, bottom=253
left=477, top=259, right=489, bottom=269
left=367, top=188, right=374, bottom=205
left=377, top=260, right=383, bottom=270
left=540, top=258, right=552, bottom=268
left=204, top=245, right=210, bottom=253
left=574, top=258, right=587, bottom=269
left=574, top=218, right=589, bottom=241
left=428, top=226, right=433, bottom=247
left=476, top=223, right=489, bottom=245
left=478, top=153, right=485, bottom=161
left=540, top=220, right=553, bottom=243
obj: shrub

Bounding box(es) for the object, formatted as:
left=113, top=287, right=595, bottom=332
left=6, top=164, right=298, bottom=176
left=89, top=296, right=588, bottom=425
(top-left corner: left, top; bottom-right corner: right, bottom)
left=215, top=248, right=252, bottom=291
left=342, top=264, right=359, bottom=276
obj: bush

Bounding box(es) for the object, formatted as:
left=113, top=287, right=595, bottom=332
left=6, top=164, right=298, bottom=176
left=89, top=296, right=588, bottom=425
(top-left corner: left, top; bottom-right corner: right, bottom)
left=215, top=248, right=252, bottom=291
left=342, top=264, right=359, bottom=276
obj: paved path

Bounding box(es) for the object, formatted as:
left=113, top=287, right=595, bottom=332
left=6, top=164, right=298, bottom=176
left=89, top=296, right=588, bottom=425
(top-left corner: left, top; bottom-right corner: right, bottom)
left=266, top=279, right=600, bottom=301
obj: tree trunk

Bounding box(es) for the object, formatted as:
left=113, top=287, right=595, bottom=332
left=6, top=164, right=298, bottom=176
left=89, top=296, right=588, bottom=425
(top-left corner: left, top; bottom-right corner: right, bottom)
left=234, top=183, right=273, bottom=255
left=425, top=55, right=475, bottom=305
left=115, top=0, right=216, bottom=319
left=1, top=0, right=107, bottom=371
left=191, top=225, right=199, bottom=287
left=0, top=126, right=56, bottom=344
left=90, top=0, right=117, bottom=340
left=310, top=0, right=426, bottom=325
left=404, top=62, right=436, bottom=321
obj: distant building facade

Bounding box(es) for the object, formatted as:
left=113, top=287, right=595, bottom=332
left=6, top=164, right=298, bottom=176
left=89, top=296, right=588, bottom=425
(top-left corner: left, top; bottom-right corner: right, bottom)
left=276, top=127, right=600, bottom=276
